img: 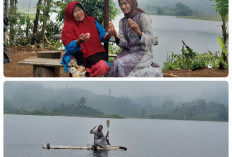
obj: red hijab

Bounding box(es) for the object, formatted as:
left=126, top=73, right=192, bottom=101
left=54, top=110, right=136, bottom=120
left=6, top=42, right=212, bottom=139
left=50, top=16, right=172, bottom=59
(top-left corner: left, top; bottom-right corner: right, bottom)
left=62, top=1, right=105, bottom=58
left=118, top=0, right=145, bottom=19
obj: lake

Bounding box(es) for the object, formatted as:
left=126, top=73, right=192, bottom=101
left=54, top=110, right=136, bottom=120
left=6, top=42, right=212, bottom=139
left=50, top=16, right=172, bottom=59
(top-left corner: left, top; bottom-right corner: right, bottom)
left=113, top=14, right=222, bottom=67
left=4, top=115, right=228, bottom=157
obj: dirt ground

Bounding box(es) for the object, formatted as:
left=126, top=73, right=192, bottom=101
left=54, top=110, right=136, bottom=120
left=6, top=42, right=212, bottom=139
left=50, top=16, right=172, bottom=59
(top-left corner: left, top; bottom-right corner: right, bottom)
left=4, top=46, right=68, bottom=77
left=4, top=46, right=228, bottom=77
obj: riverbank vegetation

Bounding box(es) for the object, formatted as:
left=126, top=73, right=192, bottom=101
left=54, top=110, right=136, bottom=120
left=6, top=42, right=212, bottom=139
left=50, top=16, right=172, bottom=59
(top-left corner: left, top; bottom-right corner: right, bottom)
left=149, top=100, right=228, bottom=122
left=5, top=98, right=124, bottom=119
left=163, top=0, right=228, bottom=71
left=163, top=41, right=228, bottom=71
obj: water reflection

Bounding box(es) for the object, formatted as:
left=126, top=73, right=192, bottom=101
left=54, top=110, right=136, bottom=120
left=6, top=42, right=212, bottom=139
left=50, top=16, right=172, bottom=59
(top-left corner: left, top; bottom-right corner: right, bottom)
left=88, top=150, right=109, bottom=157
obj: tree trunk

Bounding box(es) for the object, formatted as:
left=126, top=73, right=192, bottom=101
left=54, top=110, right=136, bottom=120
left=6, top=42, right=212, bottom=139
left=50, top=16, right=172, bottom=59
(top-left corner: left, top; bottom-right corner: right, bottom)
left=9, top=0, right=17, bottom=45
left=10, top=0, right=17, bottom=11
left=41, top=0, right=51, bottom=46
left=4, top=0, right=8, bottom=15
left=32, top=0, right=42, bottom=45
left=221, top=21, right=228, bottom=62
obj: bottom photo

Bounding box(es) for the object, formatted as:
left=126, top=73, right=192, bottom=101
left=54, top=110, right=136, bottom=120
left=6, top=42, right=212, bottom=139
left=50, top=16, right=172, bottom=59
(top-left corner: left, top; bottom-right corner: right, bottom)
left=4, top=81, right=228, bottom=157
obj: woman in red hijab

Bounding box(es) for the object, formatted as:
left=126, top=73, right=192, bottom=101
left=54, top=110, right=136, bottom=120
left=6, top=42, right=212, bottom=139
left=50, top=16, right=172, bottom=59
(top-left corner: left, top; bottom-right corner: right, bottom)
left=61, top=1, right=113, bottom=77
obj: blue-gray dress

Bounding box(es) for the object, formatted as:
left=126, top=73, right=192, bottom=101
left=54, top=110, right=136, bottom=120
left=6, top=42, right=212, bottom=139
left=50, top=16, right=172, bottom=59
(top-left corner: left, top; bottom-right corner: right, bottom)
left=108, top=13, right=163, bottom=77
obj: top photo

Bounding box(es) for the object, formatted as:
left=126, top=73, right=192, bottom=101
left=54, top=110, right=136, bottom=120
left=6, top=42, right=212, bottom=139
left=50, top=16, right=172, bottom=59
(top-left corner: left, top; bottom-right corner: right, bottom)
left=3, top=0, right=229, bottom=77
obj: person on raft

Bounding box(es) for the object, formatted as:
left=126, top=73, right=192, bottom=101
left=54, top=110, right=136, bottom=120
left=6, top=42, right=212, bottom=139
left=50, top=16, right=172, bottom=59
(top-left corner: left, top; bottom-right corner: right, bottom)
left=90, top=125, right=110, bottom=147
left=61, top=1, right=114, bottom=77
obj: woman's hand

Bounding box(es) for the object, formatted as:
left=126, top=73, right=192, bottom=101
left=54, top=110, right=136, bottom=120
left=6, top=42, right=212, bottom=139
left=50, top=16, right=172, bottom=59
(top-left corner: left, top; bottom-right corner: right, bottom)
left=128, top=18, right=142, bottom=36
left=104, top=22, right=120, bottom=40
left=92, top=126, right=97, bottom=130
left=77, top=33, right=90, bottom=45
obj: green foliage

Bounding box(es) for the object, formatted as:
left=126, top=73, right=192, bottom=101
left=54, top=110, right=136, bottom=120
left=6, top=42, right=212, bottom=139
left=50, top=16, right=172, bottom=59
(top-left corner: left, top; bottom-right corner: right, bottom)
left=52, top=40, right=64, bottom=50
left=210, top=0, right=228, bottom=22
left=54, top=0, right=119, bottom=25
left=8, top=9, right=34, bottom=45
left=210, top=0, right=228, bottom=62
left=108, top=43, right=121, bottom=62
left=109, top=43, right=121, bottom=54
left=218, top=36, right=228, bottom=56
left=45, top=21, right=62, bottom=37
left=191, top=58, right=205, bottom=71
left=8, top=0, right=119, bottom=47
left=5, top=99, right=124, bottom=119
left=163, top=43, right=228, bottom=70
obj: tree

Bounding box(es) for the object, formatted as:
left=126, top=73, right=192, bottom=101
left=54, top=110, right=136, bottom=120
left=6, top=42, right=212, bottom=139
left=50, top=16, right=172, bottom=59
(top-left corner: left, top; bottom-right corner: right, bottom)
left=78, top=97, right=86, bottom=106
left=157, top=7, right=163, bottom=15
left=41, top=0, right=53, bottom=46
left=32, top=0, right=42, bottom=44
left=54, top=0, right=118, bottom=25
left=210, top=0, right=228, bottom=62
left=9, top=0, right=18, bottom=45
left=175, top=3, right=193, bottom=16
left=4, top=0, right=8, bottom=15
left=10, top=0, right=17, bottom=11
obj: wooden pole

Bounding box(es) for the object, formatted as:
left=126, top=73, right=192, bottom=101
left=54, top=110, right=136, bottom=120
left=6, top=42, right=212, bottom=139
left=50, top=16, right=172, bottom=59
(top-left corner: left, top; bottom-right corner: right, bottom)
left=104, top=0, right=109, bottom=60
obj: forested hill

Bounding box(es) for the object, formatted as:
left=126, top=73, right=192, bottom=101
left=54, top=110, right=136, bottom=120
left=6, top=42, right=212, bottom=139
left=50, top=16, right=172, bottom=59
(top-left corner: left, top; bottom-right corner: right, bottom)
left=4, top=83, right=228, bottom=121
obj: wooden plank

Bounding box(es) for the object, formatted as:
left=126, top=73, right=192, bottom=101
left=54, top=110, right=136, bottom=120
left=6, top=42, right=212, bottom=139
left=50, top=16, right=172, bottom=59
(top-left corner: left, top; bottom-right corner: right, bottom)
left=33, top=66, right=57, bottom=77
left=163, top=73, right=178, bottom=77
left=18, top=58, right=64, bottom=67
left=109, top=54, right=117, bottom=58
left=37, top=51, right=61, bottom=59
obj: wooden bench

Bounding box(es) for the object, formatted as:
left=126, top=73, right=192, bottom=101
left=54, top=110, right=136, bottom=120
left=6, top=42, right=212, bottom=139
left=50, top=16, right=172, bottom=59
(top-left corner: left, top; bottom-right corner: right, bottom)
left=18, top=51, right=63, bottom=77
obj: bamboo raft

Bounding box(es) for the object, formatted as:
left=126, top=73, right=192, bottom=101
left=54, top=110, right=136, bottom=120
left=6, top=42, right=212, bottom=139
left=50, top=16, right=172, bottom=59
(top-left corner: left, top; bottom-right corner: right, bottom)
left=43, top=144, right=127, bottom=151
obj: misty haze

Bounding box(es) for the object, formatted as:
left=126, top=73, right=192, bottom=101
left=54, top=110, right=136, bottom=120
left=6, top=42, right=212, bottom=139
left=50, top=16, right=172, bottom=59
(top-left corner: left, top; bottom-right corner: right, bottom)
left=4, top=81, right=228, bottom=121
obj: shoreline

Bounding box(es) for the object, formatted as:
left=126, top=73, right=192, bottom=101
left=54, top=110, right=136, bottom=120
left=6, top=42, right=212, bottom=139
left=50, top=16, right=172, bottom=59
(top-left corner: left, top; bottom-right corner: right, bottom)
left=4, top=113, right=228, bottom=122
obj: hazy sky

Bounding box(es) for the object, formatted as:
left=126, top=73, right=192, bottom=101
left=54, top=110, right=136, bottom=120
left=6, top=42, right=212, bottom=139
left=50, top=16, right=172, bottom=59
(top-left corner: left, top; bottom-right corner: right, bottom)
left=5, top=81, right=228, bottom=104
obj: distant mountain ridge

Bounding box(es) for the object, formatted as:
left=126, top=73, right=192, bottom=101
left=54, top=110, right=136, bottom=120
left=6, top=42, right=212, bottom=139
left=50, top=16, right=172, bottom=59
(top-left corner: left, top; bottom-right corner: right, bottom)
left=4, top=83, right=228, bottom=121
left=114, top=0, right=216, bottom=14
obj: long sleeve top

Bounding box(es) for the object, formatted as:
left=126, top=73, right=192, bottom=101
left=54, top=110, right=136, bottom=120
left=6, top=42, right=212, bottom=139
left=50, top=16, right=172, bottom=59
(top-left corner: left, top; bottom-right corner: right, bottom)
left=90, top=129, right=105, bottom=140
left=61, top=20, right=109, bottom=73
left=116, top=13, right=154, bottom=52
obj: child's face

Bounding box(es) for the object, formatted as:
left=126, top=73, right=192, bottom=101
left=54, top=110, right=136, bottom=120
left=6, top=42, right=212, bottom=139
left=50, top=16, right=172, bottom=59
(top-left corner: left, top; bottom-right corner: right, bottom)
left=119, top=0, right=131, bottom=14
left=73, top=6, right=85, bottom=22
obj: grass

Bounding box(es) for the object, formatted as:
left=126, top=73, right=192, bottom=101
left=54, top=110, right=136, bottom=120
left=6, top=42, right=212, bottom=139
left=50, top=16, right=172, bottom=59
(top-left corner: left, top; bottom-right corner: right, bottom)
left=177, top=14, right=221, bottom=21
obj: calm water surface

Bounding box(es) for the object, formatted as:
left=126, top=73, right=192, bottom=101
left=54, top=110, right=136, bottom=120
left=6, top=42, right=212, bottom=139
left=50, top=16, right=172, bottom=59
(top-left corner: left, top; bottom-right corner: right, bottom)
left=4, top=115, right=228, bottom=157
left=113, top=14, right=222, bottom=67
